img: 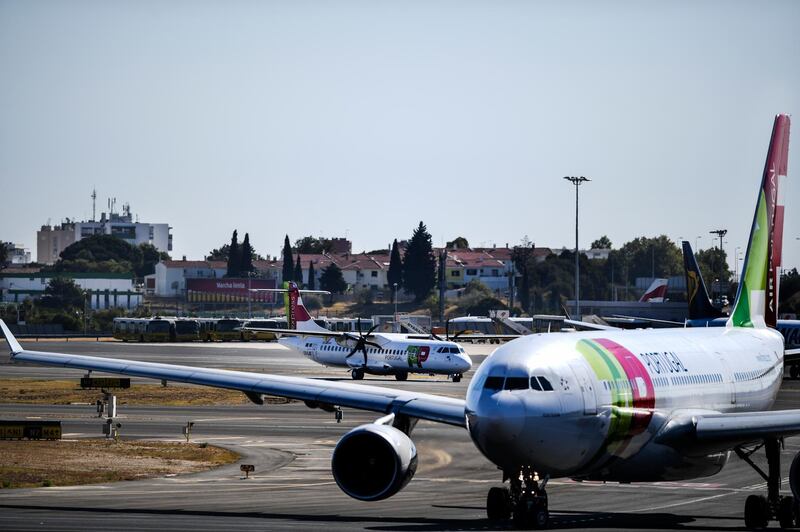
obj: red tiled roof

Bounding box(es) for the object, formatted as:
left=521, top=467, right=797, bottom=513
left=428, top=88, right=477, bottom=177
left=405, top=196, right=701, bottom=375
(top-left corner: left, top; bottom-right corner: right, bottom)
left=161, top=260, right=226, bottom=269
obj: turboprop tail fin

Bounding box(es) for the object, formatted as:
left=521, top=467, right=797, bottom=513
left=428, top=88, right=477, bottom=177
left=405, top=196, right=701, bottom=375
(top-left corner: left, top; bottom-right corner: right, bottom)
left=729, top=114, right=790, bottom=328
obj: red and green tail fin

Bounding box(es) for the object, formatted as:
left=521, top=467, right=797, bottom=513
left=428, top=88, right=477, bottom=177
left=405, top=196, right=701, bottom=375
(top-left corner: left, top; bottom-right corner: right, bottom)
left=728, top=114, right=791, bottom=328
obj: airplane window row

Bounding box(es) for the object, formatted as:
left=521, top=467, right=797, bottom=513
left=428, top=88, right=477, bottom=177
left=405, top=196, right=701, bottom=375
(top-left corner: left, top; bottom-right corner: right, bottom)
left=734, top=369, right=766, bottom=382
left=670, top=373, right=722, bottom=386
left=483, top=375, right=554, bottom=392
left=317, top=344, right=415, bottom=356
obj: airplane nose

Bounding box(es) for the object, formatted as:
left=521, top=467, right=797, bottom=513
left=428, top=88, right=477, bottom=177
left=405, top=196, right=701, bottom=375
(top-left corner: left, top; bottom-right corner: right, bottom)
left=468, top=390, right=527, bottom=468
left=458, top=354, right=472, bottom=373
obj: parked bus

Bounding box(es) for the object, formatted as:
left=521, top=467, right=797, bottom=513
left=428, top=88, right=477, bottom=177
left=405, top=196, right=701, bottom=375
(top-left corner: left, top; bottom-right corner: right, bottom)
left=316, top=317, right=375, bottom=332
left=243, top=318, right=287, bottom=341
left=174, top=319, right=200, bottom=342
left=209, top=318, right=245, bottom=341
left=113, top=317, right=175, bottom=342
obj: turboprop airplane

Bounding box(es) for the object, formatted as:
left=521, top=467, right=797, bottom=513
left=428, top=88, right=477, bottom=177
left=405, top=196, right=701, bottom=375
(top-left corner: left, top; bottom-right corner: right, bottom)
left=244, top=283, right=472, bottom=382
left=2, top=114, right=798, bottom=529
left=682, top=239, right=800, bottom=378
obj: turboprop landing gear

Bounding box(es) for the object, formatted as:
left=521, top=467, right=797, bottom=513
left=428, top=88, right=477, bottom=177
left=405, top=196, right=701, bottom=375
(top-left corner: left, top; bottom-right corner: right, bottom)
left=487, top=467, right=549, bottom=529
left=790, top=364, right=799, bottom=380
left=452, top=373, right=463, bottom=383
left=394, top=371, right=408, bottom=381
left=350, top=368, right=364, bottom=380
left=737, top=438, right=799, bottom=529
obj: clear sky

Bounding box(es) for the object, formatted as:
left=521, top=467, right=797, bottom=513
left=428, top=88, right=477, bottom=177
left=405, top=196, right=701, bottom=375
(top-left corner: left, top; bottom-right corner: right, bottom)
left=1, top=0, right=799, bottom=271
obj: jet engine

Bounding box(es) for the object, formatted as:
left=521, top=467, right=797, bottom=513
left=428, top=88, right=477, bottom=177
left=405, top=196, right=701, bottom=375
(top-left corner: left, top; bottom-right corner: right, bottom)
left=331, top=423, right=418, bottom=501
left=791, top=452, right=800, bottom=500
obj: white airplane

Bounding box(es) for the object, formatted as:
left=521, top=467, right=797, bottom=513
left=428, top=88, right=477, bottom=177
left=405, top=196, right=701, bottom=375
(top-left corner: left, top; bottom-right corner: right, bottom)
left=1, top=114, right=797, bottom=529
left=245, top=283, right=472, bottom=382
left=639, top=277, right=669, bottom=302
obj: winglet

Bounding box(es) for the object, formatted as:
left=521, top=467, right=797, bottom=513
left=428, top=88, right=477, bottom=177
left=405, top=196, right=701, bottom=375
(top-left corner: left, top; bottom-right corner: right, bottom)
left=0, top=320, right=23, bottom=355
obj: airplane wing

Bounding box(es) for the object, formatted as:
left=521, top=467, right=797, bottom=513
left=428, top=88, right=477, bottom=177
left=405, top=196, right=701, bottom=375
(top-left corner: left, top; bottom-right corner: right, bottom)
left=241, top=327, right=346, bottom=338
left=0, top=321, right=466, bottom=428
left=563, top=319, right=621, bottom=331
left=656, top=408, right=800, bottom=450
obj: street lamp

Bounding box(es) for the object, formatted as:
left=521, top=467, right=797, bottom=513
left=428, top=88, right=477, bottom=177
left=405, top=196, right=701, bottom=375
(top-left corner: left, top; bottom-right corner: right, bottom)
left=695, top=235, right=702, bottom=250
left=563, top=176, right=590, bottom=318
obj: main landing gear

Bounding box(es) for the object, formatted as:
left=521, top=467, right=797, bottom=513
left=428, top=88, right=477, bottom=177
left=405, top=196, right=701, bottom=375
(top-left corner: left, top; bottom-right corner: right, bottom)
left=738, top=438, right=799, bottom=529
left=487, top=466, right=549, bottom=529
left=350, top=368, right=365, bottom=380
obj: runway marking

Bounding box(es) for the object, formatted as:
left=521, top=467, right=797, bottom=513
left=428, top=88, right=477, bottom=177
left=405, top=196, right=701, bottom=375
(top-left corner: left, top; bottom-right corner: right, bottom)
left=629, top=492, right=734, bottom=512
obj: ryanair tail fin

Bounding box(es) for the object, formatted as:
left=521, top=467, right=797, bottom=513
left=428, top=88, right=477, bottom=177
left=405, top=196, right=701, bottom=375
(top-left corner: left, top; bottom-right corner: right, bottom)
left=729, top=114, right=791, bottom=328
left=682, top=241, right=726, bottom=320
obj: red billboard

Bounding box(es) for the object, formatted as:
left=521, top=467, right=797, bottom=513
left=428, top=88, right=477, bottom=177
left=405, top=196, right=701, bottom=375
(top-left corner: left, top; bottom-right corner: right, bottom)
left=186, top=278, right=277, bottom=303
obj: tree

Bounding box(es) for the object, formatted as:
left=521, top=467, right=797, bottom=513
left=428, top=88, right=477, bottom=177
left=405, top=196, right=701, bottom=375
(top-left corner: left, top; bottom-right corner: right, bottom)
left=40, top=277, right=86, bottom=309
left=206, top=244, right=230, bottom=261
left=294, top=236, right=333, bottom=254
left=307, top=261, right=316, bottom=290
left=226, top=230, right=241, bottom=277
left=695, top=247, right=731, bottom=286
left=0, top=242, right=8, bottom=269
left=591, top=236, right=613, bottom=250
left=294, top=255, right=303, bottom=287
left=403, top=222, right=436, bottom=302
left=282, top=235, right=294, bottom=282
left=446, top=236, right=469, bottom=250
left=137, top=243, right=170, bottom=279
left=320, top=263, right=347, bottom=295
left=240, top=233, right=254, bottom=273
left=387, top=239, right=403, bottom=302
left=512, top=245, right=533, bottom=313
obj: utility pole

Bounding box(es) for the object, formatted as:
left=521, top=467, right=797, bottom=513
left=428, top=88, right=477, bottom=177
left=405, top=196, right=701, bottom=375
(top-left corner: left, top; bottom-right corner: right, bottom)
left=563, top=176, right=590, bottom=318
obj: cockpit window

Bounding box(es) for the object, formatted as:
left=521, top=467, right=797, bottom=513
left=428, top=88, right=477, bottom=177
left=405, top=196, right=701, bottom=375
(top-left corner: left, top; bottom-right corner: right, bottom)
left=530, top=376, right=554, bottom=391
left=504, top=377, right=529, bottom=390
left=484, top=376, right=505, bottom=391
left=539, top=377, right=554, bottom=391
left=530, top=376, right=542, bottom=391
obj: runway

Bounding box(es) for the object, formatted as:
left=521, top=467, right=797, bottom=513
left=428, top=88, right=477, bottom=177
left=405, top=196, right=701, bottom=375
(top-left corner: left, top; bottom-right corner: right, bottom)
left=1, top=340, right=799, bottom=530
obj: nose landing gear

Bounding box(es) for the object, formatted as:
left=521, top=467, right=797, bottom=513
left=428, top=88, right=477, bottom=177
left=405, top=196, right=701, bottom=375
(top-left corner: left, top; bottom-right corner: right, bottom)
left=487, top=466, right=549, bottom=529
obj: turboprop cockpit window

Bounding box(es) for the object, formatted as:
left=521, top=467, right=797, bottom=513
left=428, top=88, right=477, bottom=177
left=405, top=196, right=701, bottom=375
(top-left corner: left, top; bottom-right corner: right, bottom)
left=484, top=376, right=505, bottom=391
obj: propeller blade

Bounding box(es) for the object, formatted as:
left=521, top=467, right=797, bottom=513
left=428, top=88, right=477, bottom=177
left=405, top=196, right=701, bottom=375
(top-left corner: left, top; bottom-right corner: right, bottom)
left=453, top=330, right=465, bottom=340
left=366, top=324, right=380, bottom=336
left=345, top=346, right=359, bottom=358
left=431, top=332, right=443, bottom=341
left=357, top=318, right=362, bottom=336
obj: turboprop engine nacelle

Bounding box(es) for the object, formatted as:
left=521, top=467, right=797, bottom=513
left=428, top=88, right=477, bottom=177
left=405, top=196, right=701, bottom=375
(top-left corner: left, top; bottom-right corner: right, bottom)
left=331, top=422, right=418, bottom=501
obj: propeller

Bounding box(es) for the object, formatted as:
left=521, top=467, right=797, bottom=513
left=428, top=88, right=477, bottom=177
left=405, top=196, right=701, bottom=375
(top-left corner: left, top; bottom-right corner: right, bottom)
left=344, top=318, right=381, bottom=368
left=431, top=319, right=465, bottom=342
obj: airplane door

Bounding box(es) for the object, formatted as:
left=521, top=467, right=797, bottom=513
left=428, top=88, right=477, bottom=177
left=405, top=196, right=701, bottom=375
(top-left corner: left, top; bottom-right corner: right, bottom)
left=569, top=360, right=597, bottom=415
left=718, top=356, right=736, bottom=406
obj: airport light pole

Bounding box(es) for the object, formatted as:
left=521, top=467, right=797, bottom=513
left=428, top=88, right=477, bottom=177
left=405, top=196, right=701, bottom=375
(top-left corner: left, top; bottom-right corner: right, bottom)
left=563, top=176, right=590, bottom=318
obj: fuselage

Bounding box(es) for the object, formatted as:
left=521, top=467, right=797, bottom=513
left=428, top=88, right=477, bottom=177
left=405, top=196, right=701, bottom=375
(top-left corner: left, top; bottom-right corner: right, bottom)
left=466, top=326, right=784, bottom=483
left=687, top=318, right=800, bottom=351
left=279, top=333, right=472, bottom=376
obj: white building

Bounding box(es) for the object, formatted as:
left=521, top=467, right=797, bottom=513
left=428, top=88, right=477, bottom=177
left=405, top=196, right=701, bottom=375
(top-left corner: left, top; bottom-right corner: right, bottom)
left=340, top=255, right=389, bottom=290
left=153, top=260, right=227, bottom=296
left=37, top=203, right=172, bottom=264
left=2, top=242, right=32, bottom=265
left=0, top=270, right=142, bottom=309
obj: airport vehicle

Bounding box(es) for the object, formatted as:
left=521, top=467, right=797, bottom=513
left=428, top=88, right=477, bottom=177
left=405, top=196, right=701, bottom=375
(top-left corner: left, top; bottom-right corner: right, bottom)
left=174, top=319, right=201, bottom=342
left=248, top=285, right=472, bottom=381
left=242, top=318, right=287, bottom=341
left=208, top=318, right=245, bottom=341
left=3, top=115, right=798, bottom=529
left=112, top=317, right=175, bottom=342
left=682, top=240, right=800, bottom=378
